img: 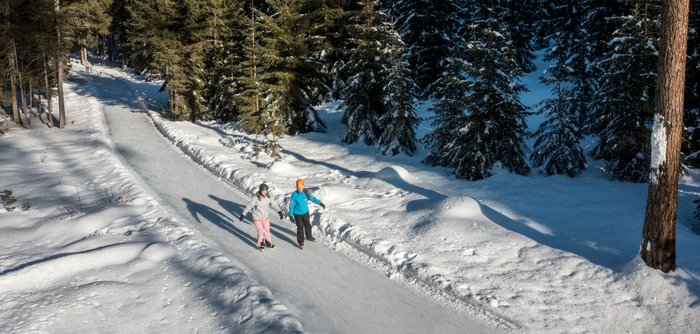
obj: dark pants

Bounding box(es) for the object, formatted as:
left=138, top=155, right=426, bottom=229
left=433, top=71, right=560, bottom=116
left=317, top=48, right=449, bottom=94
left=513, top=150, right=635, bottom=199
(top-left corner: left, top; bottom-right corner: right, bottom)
left=293, top=213, right=312, bottom=243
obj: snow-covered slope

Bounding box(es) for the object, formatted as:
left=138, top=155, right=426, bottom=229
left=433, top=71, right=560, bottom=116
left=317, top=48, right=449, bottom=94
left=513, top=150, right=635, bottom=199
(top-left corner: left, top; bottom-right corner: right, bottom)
left=0, top=67, right=305, bottom=333
left=99, top=60, right=700, bottom=333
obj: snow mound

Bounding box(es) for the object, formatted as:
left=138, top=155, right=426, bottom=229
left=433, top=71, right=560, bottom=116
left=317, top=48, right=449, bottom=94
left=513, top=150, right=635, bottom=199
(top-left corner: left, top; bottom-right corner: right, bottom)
left=314, top=184, right=356, bottom=205
left=412, top=196, right=485, bottom=232
left=268, top=160, right=296, bottom=174
left=374, top=165, right=412, bottom=182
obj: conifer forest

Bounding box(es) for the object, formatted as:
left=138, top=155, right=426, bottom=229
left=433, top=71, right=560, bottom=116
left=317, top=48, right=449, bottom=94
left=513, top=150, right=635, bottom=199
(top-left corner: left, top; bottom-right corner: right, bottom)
left=2, top=0, right=699, bottom=182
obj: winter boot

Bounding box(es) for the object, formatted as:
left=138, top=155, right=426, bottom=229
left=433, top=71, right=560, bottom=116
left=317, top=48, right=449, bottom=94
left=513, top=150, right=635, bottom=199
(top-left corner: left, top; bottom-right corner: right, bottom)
left=265, top=240, right=275, bottom=248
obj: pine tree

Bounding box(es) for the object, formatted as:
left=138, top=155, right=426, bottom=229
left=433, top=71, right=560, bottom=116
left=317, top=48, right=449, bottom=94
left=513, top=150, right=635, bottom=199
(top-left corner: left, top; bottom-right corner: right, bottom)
left=378, top=24, right=418, bottom=156
left=65, top=0, right=111, bottom=67
left=501, top=0, right=541, bottom=73
left=123, top=0, right=188, bottom=119
left=309, top=0, right=357, bottom=101
left=1, top=0, right=22, bottom=125
left=179, top=0, right=227, bottom=122
left=421, top=55, right=473, bottom=174
left=682, top=0, right=700, bottom=166
left=236, top=1, right=287, bottom=159
left=531, top=1, right=588, bottom=177
left=391, top=0, right=458, bottom=96
left=424, top=1, right=530, bottom=180
left=271, top=0, right=327, bottom=134
left=203, top=0, right=247, bottom=123
left=589, top=1, right=660, bottom=182
left=340, top=0, right=394, bottom=145
left=641, top=0, right=690, bottom=273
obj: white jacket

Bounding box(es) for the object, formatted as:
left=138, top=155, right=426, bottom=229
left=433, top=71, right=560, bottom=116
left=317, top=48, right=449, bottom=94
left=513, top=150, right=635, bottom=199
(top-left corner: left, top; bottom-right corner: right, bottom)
left=242, top=195, right=283, bottom=219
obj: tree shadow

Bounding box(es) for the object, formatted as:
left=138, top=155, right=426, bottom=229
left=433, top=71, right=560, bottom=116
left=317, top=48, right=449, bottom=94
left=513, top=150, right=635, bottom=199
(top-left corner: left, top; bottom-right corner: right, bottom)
left=282, top=149, right=447, bottom=208
left=475, top=200, right=638, bottom=270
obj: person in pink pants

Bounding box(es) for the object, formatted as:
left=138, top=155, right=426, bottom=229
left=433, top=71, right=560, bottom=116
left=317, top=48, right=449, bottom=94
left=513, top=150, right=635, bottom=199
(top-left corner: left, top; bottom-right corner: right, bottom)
left=240, top=183, right=285, bottom=250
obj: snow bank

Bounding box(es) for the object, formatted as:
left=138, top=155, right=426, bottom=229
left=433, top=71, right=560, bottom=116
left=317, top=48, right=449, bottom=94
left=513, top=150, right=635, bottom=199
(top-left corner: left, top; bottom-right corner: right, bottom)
left=0, top=67, right=305, bottom=333
left=99, top=61, right=700, bottom=333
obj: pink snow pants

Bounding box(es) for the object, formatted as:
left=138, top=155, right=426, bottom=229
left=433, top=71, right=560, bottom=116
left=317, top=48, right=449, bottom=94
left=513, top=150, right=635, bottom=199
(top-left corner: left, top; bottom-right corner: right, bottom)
left=252, top=216, right=272, bottom=246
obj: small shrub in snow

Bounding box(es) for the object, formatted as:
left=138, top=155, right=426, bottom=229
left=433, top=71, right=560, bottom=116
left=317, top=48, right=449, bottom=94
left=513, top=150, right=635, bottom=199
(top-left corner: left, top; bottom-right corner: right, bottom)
left=1, top=189, right=17, bottom=211
left=20, top=201, right=31, bottom=211
left=58, top=205, right=82, bottom=217
left=41, top=145, right=50, bottom=163
left=102, top=184, right=136, bottom=203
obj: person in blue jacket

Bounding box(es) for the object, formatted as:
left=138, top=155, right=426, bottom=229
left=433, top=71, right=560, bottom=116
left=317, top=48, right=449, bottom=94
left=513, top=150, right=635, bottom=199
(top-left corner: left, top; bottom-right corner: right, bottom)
left=289, top=178, right=326, bottom=249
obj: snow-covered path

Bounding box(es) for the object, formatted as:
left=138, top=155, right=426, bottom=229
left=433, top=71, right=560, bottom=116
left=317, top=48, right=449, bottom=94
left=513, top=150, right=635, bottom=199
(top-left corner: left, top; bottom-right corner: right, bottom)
left=89, top=72, right=499, bottom=333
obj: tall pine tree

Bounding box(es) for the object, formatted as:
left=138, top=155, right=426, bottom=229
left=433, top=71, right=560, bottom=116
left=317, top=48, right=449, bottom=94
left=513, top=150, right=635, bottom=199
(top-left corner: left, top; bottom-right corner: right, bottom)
left=531, top=0, right=588, bottom=177
left=391, top=0, right=458, bottom=96
left=589, top=1, right=659, bottom=182
left=424, top=1, right=530, bottom=180
left=378, top=22, right=418, bottom=156
left=682, top=0, right=700, bottom=166
left=236, top=1, right=287, bottom=159
left=123, top=0, right=188, bottom=119
left=203, top=0, right=247, bottom=123
left=340, top=0, right=393, bottom=145
left=180, top=0, right=227, bottom=122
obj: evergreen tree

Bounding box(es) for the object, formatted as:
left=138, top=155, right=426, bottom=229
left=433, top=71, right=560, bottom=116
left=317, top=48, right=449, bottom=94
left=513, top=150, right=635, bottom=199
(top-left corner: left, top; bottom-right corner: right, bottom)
left=122, top=0, right=187, bottom=119
left=0, top=0, right=22, bottom=125
left=65, top=0, right=111, bottom=66
left=501, top=0, right=541, bottom=73
left=271, top=0, right=327, bottom=134
left=378, top=24, right=418, bottom=156
left=589, top=1, right=659, bottom=182
left=531, top=0, right=588, bottom=177
left=340, top=0, right=393, bottom=145
left=682, top=0, right=700, bottom=166
left=424, top=1, right=530, bottom=180
left=236, top=1, right=287, bottom=159
left=180, top=0, right=227, bottom=122
left=392, top=0, right=458, bottom=96
left=421, top=55, right=473, bottom=174
left=579, top=0, right=628, bottom=129
left=320, top=1, right=358, bottom=100
left=203, top=0, right=247, bottom=123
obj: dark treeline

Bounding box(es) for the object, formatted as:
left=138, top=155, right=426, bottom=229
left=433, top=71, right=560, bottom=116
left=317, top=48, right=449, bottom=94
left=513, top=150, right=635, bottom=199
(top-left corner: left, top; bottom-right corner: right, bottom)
left=1, top=0, right=110, bottom=128
left=2, top=0, right=700, bottom=183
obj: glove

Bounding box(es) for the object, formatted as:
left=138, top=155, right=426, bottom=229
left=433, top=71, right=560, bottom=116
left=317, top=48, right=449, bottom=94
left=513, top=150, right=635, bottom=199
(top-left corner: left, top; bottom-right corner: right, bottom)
left=278, top=211, right=284, bottom=219
left=239, top=213, right=244, bottom=221
left=321, top=203, right=326, bottom=209
left=289, top=216, right=295, bottom=224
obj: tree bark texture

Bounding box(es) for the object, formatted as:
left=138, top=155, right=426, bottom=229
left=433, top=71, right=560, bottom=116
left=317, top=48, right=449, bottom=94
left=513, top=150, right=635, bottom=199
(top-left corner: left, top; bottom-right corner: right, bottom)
left=17, top=61, right=29, bottom=126
left=641, top=0, right=690, bottom=272
left=8, top=40, right=20, bottom=125
left=43, top=52, right=54, bottom=128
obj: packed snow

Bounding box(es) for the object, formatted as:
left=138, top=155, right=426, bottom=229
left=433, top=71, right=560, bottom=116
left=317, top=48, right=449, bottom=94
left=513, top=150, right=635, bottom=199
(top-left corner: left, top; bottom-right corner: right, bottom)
left=2, top=57, right=699, bottom=333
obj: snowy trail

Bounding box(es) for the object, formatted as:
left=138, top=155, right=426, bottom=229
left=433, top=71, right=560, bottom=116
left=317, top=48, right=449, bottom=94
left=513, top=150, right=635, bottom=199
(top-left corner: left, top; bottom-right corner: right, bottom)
left=88, top=73, right=500, bottom=333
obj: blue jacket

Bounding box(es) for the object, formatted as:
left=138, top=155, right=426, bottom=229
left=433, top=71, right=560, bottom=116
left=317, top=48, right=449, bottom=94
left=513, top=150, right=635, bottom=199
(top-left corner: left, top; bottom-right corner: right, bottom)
left=289, top=190, right=322, bottom=216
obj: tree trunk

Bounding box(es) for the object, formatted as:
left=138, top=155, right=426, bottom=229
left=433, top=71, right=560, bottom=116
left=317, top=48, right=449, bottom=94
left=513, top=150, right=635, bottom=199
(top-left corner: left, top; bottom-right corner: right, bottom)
left=28, top=80, right=34, bottom=124
left=81, top=47, right=88, bottom=68
left=641, top=0, right=690, bottom=273
left=43, top=52, right=54, bottom=128
left=8, top=40, right=20, bottom=125
left=18, top=65, right=29, bottom=126
left=55, top=0, right=66, bottom=128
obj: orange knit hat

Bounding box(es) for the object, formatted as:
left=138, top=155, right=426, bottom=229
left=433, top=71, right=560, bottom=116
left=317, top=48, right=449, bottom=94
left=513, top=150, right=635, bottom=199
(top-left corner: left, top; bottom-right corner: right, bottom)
left=296, top=179, right=305, bottom=188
